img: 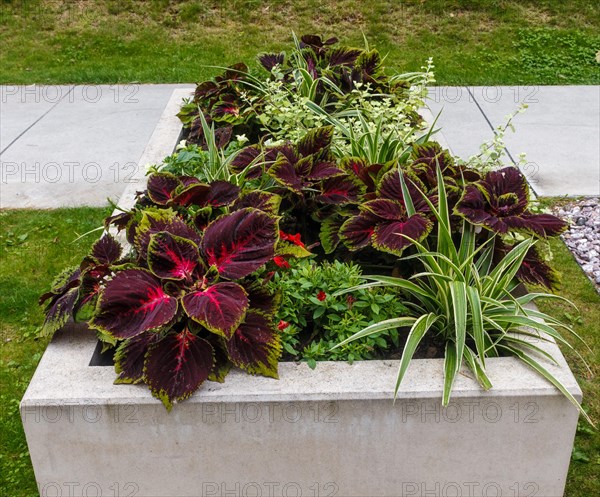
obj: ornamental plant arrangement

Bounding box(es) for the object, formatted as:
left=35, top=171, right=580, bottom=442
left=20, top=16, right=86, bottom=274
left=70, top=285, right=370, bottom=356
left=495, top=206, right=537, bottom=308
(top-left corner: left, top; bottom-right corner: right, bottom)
left=40, top=34, right=589, bottom=422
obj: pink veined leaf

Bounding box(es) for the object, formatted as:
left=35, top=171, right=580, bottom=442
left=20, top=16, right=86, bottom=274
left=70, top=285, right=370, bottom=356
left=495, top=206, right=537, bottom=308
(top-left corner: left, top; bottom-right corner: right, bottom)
left=182, top=282, right=249, bottom=339
left=201, top=208, right=278, bottom=280
left=144, top=328, right=215, bottom=411
left=90, top=269, right=178, bottom=339
left=147, top=231, right=201, bottom=281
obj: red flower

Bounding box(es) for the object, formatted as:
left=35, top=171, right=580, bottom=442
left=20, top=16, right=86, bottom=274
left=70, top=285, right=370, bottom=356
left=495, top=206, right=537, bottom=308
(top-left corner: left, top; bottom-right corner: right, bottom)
left=277, top=320, right=290, bottom=331
left=317, top=290, right=327, bottom=301
left=273, top=256, right=290, bottom=269
left=279, top=230, right=306, bottom=248
left=346, top=295, right=356, bottom=309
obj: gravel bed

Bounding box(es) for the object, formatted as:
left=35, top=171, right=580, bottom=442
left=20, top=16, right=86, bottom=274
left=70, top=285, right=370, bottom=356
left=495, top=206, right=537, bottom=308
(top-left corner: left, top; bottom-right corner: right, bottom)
left=553, top=197, right=600, bottom=292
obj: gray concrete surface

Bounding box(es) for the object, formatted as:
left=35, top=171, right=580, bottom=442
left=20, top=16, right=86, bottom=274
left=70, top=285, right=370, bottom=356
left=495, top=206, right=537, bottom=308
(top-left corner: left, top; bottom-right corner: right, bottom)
left=0, top=84, right=193, bottom=208
left=428, top=86, right=600, bottom=197
left=21, top=321, right=580, bottom=496
left=1, top=85, right=598, bottom=209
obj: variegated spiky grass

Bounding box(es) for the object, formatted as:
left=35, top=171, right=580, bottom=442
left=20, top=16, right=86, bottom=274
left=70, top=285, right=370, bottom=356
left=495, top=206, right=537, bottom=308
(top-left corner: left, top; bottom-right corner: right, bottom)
left=333, top=165, right=592, bottom=424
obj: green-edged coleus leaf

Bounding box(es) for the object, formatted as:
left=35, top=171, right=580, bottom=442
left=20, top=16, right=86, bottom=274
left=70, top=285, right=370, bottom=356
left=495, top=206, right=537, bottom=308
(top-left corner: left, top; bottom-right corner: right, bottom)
left=353, top=49, right=383, bottom=82
left=340, top=199, right=433, bottom=255
left=205, top=334, right=232, bottom=383
left=201, top=208, right=278, bottom=280
left=495, top=240, right=560, bottom=291
left=147, top=173, right=182, bottom=205
left=73, top=263, right=111, bottom=322
left=297, top=125, right=334, bottom=158
left=114, top=331, right=157, bottom=385
left=231, top=145, right=281, bottom=178
left=242, top=280, right=281, bottom=317
left=39, top=267, right=81, bottom=336
left=377, top=169, right=430, bottom=213
left=134, top=209, right=201, bottom=260
left=258, top=52, right=285, bottom=72
left=172, top=181, right=241, bottom=208
left=147, top=231, right=201, bottom=281
left=182, top=282, right=249, bottom=339
left=268, top=138, right=343, bottom=193
left=226, top=311, right=281, bottom=378
left=455, top=167, right=568, bottom=237
left=327, top=46, right=363, bottom=67
left=232, top=191, right=281, bottom=215
left=212, top=97, right=243, bottom=124
left=319, top=215, right=345, bottom=254
left=90, top=269, right=178, bottom=339
left=144, top=328, right=215, bottom=411
left=339, top=210, right=379, bottom=251
left=315, top=176, right=365, bottom=204
left=91, top=233, right=122, bottom=265
left=276, top=239, right=312, bottom=258
left=366, top=200, right=433, bottom=256
left=339, top=156, right=385, bottom=194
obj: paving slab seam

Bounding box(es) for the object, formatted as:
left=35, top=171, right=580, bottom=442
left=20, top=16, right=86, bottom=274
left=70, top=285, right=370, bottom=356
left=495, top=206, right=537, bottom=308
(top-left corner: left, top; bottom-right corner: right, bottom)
left=0, top=85, right=74, bottom=156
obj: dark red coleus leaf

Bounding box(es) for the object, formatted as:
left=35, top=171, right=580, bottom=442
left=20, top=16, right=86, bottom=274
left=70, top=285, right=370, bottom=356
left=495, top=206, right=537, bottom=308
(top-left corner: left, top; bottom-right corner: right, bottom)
left=91, top=234, right=122, bottom=265
left=297, top=126, right=334, bottom=158
left=268, top=154, right=305, bottom=192
left=201, top=208, right=278, bottom=280
left=319, top=215, right=345, bottom=254
left=327, top=47, right=363, bottom=67
left=340, top=198, right=433, bottom=255
left=147, top=231, right=201, bottom=281
left=494, top=241, right=559, bottom=291
left=147, top=173, right=182, bottom=205
left=372, top=214, right=433, bottom=255
left=230, top=145, right=282, bottom=178
left=182, top=282, right=249, bottom=339
left=340, top=157, right=384, bottom=193
left=73, top=263, right=111, bottom=320
left=455, top=167, right=567, bottom=237
left=90, top=269, right=178, bottom=339
left=377, top=170, right=430, bottom=212
left=339, top=211, right=379, bottom=251
left=134, top=210, right=201, bottom=261
left=258, top=52, right=285, bottom=71
left=226, top=312, right=280, bottom=378
left=172, top=181, right=240, bottom=208
left=316, top=176, right=364, bottom=204
left=114, top=331, right=158, bottom=384
left=144, top=328, right=215, bottom=411
left=39, top=267, right=81, bottom=336
left=232, top=191, right=281, bottom=215
left=242, top=280, right=281, bottom=317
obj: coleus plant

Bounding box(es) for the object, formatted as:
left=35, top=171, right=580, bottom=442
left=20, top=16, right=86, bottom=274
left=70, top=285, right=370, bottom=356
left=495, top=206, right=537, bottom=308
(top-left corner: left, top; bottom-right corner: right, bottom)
left=40, top=176, right=310, bottom=410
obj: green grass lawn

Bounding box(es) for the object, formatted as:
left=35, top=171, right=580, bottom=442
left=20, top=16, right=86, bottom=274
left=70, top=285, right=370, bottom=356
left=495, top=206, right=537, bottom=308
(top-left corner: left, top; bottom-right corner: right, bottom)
left=0, top=204, right=598, bottom=495
left=0, top=0, right=598, bottom=85
left=0, top=207, right=110, bottom=495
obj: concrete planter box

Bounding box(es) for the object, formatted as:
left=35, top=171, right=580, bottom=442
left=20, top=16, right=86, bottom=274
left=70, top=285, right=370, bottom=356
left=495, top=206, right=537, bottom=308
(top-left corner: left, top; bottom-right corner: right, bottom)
left=22, top=90, right=582, bottom=497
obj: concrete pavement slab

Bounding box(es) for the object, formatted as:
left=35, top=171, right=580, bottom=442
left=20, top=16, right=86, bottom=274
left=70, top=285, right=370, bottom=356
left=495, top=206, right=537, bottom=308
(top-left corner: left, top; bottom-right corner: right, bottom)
left=0, top=85, right=72, bottom=152
left=469, top=86, right=600, bottom=197
left=426, top=86, right=493, bottom=159
left=0, top=84, right=193, bottom=209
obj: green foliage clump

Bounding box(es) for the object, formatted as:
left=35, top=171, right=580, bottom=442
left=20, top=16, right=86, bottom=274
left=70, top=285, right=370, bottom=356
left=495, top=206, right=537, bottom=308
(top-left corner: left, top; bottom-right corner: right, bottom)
left=269, top=258, right=408, bottom=367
